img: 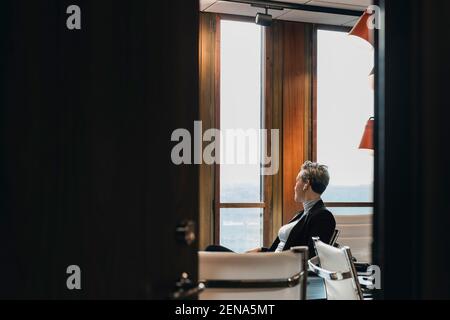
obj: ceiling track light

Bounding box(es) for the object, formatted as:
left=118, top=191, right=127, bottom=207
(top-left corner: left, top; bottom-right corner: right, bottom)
left=255, top=7, right=273, bottom=27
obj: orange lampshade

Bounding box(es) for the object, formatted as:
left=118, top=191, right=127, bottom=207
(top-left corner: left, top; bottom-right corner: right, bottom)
left=359, top=117, right=374, bottom=150
left=349, top=10, right=374, bottom=46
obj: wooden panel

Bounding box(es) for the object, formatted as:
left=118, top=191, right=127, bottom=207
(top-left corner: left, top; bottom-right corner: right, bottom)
left=199, top=13, right=218, bottom=250
left=281, top=22, right=312, bottom=225
left=263, top=26, right=274, bottom=248
left=264, top=22, right=285, bottom=246
left=264, top=20, right=313, bottom=233
left=270, top=23, right=285, bottom=244
left=214, top=16, right=221, bottom=245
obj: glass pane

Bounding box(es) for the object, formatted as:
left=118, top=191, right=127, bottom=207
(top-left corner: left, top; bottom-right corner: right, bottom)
left=220, top=20, right=263, bottom=203
left=220, top=208, right=263, bottom=253
left=317, top=29, right=374, bottom=205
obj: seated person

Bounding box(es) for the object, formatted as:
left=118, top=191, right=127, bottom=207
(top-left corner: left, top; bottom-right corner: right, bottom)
left=206, top=161, right=336, bottom=258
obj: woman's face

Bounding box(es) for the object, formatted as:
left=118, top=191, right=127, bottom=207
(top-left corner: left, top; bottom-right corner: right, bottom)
left=294, top=171, right=308, bottom=203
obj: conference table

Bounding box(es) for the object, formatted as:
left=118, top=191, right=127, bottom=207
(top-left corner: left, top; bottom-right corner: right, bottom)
left=307, top=276, right=327, bottom=300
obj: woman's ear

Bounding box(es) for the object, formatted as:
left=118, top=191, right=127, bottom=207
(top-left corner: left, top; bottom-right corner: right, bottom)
left=303, top=180, right=309, bottom=191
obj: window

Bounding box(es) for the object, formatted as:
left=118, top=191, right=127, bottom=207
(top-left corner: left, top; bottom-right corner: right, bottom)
left=218, top=19, right=264, bottom=252
left=316, top=28, right=374, bottom=215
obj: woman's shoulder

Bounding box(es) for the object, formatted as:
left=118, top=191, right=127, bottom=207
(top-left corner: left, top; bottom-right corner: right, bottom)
left=310, top=206, right=335, bottom=221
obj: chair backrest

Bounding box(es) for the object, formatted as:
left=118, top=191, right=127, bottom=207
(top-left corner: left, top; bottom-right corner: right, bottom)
left=309, top=238, right=363, bottom=300
left=198, top=247, right=308, bottom=300
left=329, top=229, right=341, bottom=247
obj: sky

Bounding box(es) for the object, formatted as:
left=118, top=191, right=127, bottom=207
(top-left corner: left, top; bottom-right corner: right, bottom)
left=220, top=20, right=262, bottom=192
left=317, top=29, right=374, bottom=187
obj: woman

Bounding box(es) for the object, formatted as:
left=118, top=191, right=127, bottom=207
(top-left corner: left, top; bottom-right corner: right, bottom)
left=206, top=161, right=336, bottom=258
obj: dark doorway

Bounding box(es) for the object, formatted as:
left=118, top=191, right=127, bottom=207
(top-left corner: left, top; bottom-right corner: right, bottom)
left=374, top=0, right=450, bottom=299
left=0, top=0, right=199, bottom=299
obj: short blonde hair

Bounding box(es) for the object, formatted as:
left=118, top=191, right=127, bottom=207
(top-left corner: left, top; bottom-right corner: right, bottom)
left=300, top=161, right=330, bottom=194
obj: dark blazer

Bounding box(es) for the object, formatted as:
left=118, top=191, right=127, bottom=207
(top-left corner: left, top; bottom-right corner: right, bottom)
left=264, top=200, right=336, bottom=258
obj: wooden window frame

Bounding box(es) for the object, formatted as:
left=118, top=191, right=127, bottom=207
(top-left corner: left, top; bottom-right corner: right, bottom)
left=214, top=14, right=269, bottom=246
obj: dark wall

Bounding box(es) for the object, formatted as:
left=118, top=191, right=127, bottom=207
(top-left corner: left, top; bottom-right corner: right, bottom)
left=0, top=0, right=199, bottom=299
left=375, top=0, right=450, bottom=299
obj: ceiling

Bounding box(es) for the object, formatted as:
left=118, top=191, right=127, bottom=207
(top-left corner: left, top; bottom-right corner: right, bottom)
left=200, top=0, right=372, bottom=27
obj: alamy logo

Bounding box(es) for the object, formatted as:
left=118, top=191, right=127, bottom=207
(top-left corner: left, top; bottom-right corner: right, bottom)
left=171, top=121, right=280, bottom=176
left=66, top=5, right=81, bottom=30
left=358, top=265, right=382, bottom=290
left=66, top=265, right=82, bottom=290
left=366, top=265, right=382, bottom=290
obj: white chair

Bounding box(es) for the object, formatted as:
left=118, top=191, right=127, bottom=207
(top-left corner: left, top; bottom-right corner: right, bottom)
left=198, top=247, right=308, bottom=300
left=308, top=238, right=363, bottom=300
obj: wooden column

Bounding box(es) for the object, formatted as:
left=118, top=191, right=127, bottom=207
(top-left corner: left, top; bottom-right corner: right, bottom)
left=198, top=13, right=219, bottom=249
left=280, top=22, right=313, bottom=225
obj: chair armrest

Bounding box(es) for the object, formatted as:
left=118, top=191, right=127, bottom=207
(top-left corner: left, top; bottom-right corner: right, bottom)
left=308, top=256, right=353, bottom=281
